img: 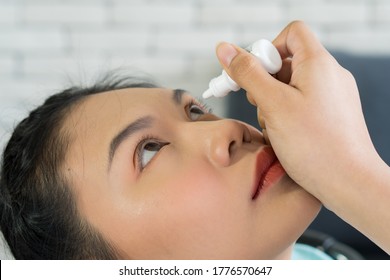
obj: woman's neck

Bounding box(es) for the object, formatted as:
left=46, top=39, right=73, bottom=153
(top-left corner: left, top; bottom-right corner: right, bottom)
left=274, top=244, right=294, bottom=260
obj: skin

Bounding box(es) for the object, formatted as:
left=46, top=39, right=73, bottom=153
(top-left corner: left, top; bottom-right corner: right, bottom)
left=217, top=21, right=390, bottom=253
left=62, top=87, right=320, bottom=259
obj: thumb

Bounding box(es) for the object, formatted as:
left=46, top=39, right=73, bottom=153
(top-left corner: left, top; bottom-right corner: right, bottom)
left=216, top=42, right=290, bottom=112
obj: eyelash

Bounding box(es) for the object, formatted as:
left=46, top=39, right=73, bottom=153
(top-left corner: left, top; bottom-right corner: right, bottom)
left=187, top=99, right=212, bottom=115
left=135, top=134, right=169, bottom=171
left=134, top=98, right=212, bottom=172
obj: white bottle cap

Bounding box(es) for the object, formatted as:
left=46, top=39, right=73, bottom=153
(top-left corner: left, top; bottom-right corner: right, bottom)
left=202, top=39, right=282, bottom=99
left=250, top=39, right=282, bottom=74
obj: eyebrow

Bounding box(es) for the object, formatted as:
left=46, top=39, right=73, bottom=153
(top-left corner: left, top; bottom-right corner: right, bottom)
left=107, top=89, right=186, bottom=170
left=108, top=116, right=153, bottom=169
left=172, top=88, right=185, bottom=105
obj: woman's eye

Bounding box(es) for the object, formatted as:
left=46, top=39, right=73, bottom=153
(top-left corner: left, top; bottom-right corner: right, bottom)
left=188, top=104, right=206, bottom=121
left=137, top=140, right=168, bottom=170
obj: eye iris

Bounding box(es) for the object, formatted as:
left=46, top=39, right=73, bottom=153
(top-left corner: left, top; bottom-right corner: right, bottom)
left=189, top=105, right=205, bottom=120
left=144, top=142, right=161, bottom=151
left=141, top=141, right=162, bottom=169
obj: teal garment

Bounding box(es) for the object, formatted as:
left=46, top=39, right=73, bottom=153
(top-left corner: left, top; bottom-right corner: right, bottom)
left=292, top=243, right=333, bottom=260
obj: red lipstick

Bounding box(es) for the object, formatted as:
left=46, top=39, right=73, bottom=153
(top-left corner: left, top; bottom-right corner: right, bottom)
left=252, top=147, right=286, bottom=200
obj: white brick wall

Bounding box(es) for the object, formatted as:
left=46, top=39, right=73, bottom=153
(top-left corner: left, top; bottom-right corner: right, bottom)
left=0, top=27, right=65, bottom=53
left=199, top=2, right=283, bottom=25
left=1, top=0, right=390, bottom=149
left=112, top=3, right=195, bottom=25
left=287, top=2, right=369, bottom=25
left=22, top=3, right=108, bottom=25
left=0, top=3, right=16, bottom=25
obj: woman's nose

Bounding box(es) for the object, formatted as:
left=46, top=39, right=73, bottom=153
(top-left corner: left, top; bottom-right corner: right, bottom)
left=199, top=119, right=252, bottom=167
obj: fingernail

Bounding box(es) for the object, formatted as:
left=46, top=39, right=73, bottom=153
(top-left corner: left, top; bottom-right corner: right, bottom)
left=217, top=42, right=238, bottom=68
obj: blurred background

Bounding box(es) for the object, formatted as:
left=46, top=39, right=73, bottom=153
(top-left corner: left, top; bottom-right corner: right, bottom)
left=1, top=0, right=390, bottom=259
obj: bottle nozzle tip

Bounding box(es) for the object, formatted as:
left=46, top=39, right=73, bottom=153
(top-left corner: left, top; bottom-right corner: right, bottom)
left=202, top=88, right=213, bottom=99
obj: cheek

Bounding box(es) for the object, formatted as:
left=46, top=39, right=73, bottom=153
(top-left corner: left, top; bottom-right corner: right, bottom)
left=149, top=166, right=225, bottom=236
left=128, top=163, right=249, bottom=258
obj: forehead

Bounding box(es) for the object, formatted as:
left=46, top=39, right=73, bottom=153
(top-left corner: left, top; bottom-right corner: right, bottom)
left=67, top=87, right=173, bottom=129
left=62, top=87, right=175, bottom=167
left=81, top=87, right=173, bottom=114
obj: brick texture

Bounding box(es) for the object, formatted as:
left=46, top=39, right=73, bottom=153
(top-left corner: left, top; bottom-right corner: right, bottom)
left=1, top=0, right=390, bottom=148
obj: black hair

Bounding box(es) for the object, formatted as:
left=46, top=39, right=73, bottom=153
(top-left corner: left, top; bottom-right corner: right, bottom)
left=0, top=73, right=158, bottom=259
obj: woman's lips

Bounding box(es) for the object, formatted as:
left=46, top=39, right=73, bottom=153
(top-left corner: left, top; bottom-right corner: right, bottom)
left=252, top=146, right=286, bottom=200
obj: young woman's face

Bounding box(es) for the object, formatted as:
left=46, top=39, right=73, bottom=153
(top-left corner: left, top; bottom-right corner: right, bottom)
left=64, top=88, right=320, bottom=259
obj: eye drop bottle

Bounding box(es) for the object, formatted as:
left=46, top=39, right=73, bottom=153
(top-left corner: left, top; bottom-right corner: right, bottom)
left=202, top=39, right=282, bottom=99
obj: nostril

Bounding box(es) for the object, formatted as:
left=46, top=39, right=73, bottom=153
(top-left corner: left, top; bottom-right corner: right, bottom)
left=228, top=141, right=236, bottom=155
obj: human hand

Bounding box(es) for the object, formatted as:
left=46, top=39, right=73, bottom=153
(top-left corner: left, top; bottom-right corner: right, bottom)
left=216, top=21, right=383, bottom=204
